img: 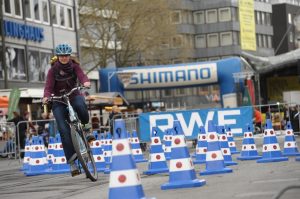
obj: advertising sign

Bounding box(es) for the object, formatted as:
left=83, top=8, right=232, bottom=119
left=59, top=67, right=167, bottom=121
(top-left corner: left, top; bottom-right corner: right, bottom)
left=139, top=107, right=252, bottom=141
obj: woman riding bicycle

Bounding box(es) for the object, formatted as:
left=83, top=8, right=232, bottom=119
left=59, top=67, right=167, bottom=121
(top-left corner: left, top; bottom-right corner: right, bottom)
left=43, top=43, right=93, bottom=176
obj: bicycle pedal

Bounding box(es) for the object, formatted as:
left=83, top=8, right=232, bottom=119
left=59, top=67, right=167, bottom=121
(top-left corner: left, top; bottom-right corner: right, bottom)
left=71, top=170, right=80, bottom=177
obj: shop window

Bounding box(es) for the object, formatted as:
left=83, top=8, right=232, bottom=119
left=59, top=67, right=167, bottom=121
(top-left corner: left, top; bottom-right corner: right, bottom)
left=171, top=11, right=181, bottom=24
left=195, top=35, right=206, bottom=48
left=60, top=6, right=65, bottom=26
left=193, top=11, right=205, bottom=24
left=33, top=0, right=40, bottom=21
left=25, top=0, right=31, bottom=19
left=207, top=33, right=219, bottom=47
left=14, top=0, right=22, bottom=17
left=218, top=7, right=231, bottom=22
left=206, top=9, right=217, bottom=23
left=5, top=47, right=26, bottom=81
left=220, top=32, right=233, bottom=46
left=4, top=0, right=11, bottom=14
left=67, top=8, right=73, bottom=28
left=28, top=50, right=40, bottom=82
left=42, top=1, right=49, bottom=23
left=51, top=4, right=58, bottom=25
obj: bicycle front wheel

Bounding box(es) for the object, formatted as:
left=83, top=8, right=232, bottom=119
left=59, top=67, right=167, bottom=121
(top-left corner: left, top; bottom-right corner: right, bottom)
left=70, top=125, right=98, bottom=181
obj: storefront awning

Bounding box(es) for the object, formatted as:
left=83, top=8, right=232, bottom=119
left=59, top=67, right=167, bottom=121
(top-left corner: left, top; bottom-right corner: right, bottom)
left=0, top=88, right=44, bottom=99
left=85, top=92, right=129, bottom=107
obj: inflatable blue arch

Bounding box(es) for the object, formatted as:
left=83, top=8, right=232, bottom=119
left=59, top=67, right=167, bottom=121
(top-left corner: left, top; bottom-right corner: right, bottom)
left=99, top=57, right=243, bottom=107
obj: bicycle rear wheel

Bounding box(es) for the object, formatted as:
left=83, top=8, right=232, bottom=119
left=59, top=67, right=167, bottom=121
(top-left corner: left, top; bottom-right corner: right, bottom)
left=70, top=124, right=98, bottom=181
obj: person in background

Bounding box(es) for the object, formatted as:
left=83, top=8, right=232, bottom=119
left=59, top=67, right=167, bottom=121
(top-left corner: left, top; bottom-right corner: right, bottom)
left=107, top=105, right=121, bottom=135
left=7, top=112, right=27, bottom=158
left=253, top=108, right=262, bottom=134
left=91, top=113, right=100, bottom=132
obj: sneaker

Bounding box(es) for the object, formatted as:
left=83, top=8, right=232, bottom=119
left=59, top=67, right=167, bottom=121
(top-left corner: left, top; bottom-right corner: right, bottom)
left=70, top=161, right=80, bottom=177
left=83, top=123, right=96, bottom=142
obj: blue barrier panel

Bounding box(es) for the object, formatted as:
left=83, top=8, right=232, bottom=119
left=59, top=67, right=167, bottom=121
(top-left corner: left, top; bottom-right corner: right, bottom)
left=138, top=107, right=252, bottom=142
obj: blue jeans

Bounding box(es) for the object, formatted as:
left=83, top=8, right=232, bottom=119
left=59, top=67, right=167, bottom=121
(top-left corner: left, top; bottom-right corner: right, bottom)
left=52, top=95, right=89, bottom=162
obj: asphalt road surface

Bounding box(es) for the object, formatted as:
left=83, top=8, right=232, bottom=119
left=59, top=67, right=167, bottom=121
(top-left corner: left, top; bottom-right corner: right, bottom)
left=0, top=134, right=299, bottom=199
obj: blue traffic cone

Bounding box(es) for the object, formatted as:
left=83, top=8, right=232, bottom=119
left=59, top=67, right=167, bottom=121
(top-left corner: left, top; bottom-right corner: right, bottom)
left=21, top=138, right=31, bottom=171
left=161, top=120, right=206, bottom=190
left=108, top=119, right=153, bottom=199
left=91, top=131, right=106, bottom=172
left=104, top=132, right=113, bottom=166
left=257, top=119, right=288, bottom=163
left=25, top=136, right=49, bottom=176
left=163, top=129, right=172, bottom=160
left=237, top=124, right=261, bottom=160
left=217, top=126, right=237, bottom=166
left=283, top=121, right=300, bottom=156
left=226, top=126, right=240, bottom=154
left=193, top=126, right=207, bottom=164
left=47, top=137, right=55, bottom=168
left=144, top=127, right=169, bottom=175
left=50, top=133, right=69, bottom=174
left=130, top=130, right=147, bottom=163
left=200, top=121, right=232, bottom=175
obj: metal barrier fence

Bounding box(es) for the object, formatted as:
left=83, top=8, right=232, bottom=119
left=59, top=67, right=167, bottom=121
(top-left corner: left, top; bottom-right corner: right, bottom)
left=0, top=122, right=16, bottom=159
left=16, top=119, right=56, bottom=161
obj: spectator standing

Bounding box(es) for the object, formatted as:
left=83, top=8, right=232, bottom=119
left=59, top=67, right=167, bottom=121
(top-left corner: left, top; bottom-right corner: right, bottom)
left=91, top=113, right=100, bottom=131
left=7, top=112, right=26, bottom=157
left=107, top=105, right=121, bottom=135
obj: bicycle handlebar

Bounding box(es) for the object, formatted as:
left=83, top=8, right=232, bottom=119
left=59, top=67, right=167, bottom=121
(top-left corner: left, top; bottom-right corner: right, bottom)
left=50, top=86, right=86, bottom=100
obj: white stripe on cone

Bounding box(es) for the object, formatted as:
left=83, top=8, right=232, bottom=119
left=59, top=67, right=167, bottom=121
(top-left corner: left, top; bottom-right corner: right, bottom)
left=24, top=157, right=30, bottom=163
left=93, top=155, right=105, bottom=162
left=196, top=147, right=207, bottom=154
left=244, top=132, right=254, bottom=138
left=150, top=152, right=166, bottom=162
left=264, top=129, right=277, bottom=137
left=206, top=151, right=224, bottom=161
left=198, top=134, right=206, bottom=141
left=112, top=139, right=131, bottom=156
left=104, top=151, right=112, bottom=157
left=151, top=137, right=162, bottom=145
left=169, top=158, right=194, bottom=172
left=206, top=132, right=219, bottom=142
left=31, top=145, right=46, bottom=152
left=131, top=148, right=142, bottom=155
left=262, top=143, right=281, bottom=152
left=90, top=140, right=101, bottom=148
left=241, top=144, right=258, bottom=151
left=219, top=135, right=229, bottom=142
left=285, top=130, right=294, bottom=135
left=284, top=142, right=297, bottom=148
left=29, top=157, right=47, bottom=165
left=53, top=156, right=67, bottom=164
left=131, top=138, right=140, bottom=144
left=221, top=148, right=232, bottom=156
left=171, top=135, right=187, bottom=148
left=109, top=169, right=141, bottom=188
left=228, top=141, right=236, bottom=147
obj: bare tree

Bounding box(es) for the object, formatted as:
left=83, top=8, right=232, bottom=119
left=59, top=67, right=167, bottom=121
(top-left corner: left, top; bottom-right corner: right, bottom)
left=78, top=0, right=179, bottom=72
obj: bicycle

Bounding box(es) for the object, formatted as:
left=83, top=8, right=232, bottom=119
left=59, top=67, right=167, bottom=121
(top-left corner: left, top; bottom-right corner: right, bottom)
left=45, top=86, right=98, bottom=181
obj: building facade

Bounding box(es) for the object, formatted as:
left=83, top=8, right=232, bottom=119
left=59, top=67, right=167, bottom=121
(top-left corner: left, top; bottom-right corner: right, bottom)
left=0, top=0, right=79, bottom=90
left=0, top=0, right=81, bottom=117
left=123, top=0, right=274, bottom=110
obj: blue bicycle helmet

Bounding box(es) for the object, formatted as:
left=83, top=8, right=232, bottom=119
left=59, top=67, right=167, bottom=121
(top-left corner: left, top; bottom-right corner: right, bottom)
left=55, top=43, right=72, bottom=55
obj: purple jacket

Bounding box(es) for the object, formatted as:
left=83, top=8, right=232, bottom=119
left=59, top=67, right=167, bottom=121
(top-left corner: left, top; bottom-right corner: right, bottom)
left=43, top=59, right=89, bottom=99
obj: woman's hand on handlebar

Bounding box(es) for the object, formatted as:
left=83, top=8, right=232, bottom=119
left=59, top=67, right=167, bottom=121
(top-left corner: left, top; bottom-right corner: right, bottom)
left=42, top=97, right=49, bottom=104
left=83, top=81, right=91, bottom=89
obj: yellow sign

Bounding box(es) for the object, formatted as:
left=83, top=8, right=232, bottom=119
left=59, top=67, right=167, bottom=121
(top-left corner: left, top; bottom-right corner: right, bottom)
left=239, top=0, right=256, bottom=51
